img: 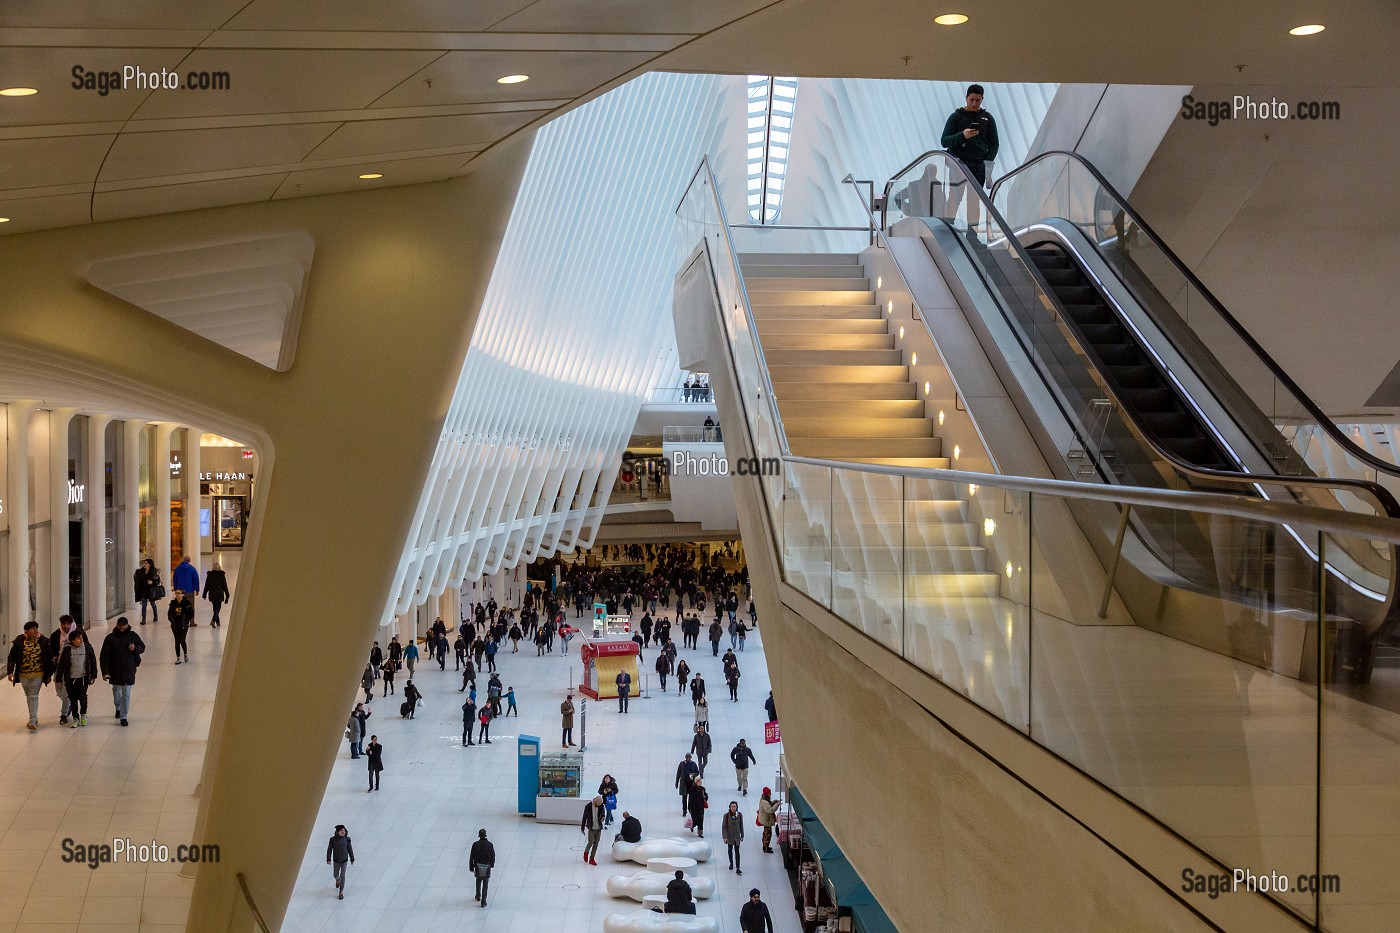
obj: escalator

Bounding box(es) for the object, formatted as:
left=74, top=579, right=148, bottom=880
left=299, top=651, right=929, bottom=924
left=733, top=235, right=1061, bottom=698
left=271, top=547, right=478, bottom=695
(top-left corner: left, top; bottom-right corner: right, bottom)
left=880, top=149, right=1400, bottom=683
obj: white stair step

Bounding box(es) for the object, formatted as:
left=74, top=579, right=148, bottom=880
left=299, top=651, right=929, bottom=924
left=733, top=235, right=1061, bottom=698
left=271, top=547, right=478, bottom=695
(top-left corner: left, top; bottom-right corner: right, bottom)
left=844, top=456, right=952, bottom=468
left=905, top=499, right=968, bottom=520
left=779, top=399, right=924, bottom=418
left=784, top=416, right=933, bottom=439
left=770, top=364, right=907, bottom=384
left=751, top=304, right=881, bottom=319
left=758, top=318, right=889, bottom=335
left=739, top=252, right=860, bottom=266
left=790, top=437, right=943, bottom=458
left=907, top=521, right=982, bottom=547
left=747, top=277, right=871, bottom=291
left=743, top=264, right=866, bottom=279
left=775, top=383, right=916, bottom=400
left=763, top=333, right=895, bottom=350
left=749, top=290, right=873, bottom=306
left=765, top=348, right=902, bottom=366
left=907, top=573, right=1002, bottom=599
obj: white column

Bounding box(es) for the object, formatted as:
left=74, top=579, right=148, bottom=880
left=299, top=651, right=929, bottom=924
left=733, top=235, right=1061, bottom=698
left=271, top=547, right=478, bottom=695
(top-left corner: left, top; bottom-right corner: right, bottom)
left=48, top=408, right=75, bottom=620
left=5, top=402, right=36, bottom=637
left=182, top=427, right=202, bottom=567
left=153, top=423, right=175, bottom=583
left=85, top=414, right=111, bottom=628
left=122, top=421, right=143, bottom=612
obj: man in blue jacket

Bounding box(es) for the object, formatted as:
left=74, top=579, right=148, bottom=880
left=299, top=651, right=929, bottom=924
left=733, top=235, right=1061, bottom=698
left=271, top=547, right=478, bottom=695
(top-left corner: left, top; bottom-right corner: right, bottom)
left=171, top=557, right=201, bottom=624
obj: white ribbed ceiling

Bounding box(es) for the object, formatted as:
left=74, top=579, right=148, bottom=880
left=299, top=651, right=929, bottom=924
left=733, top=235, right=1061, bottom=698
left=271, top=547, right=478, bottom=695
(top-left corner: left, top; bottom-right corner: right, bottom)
left=85, top=232, right=314, bottom=369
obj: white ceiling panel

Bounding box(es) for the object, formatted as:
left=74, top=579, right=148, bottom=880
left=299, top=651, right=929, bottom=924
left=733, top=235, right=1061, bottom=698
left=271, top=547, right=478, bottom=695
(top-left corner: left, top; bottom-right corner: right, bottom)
left=272, top=152, right=475, bottom=199
left=489, top=0, right=776, bottom=35
left=0, top=134, right=115, bottom=188
left=130, top=49, right=444, bottom=120
left=99, top=123, right=339, bottom=182
left=371, top=49, right=655, bottom=109
left=92, top=174, right=287, bottom=222
left=0, top=191, right=91, bottom=234
left=0, top=46, right=190, bottom=127
left=307, top=111, right=542, bottom=160
left=226, top=0, right=538, bottom=33
left=0, top=0, right=248, bottom=30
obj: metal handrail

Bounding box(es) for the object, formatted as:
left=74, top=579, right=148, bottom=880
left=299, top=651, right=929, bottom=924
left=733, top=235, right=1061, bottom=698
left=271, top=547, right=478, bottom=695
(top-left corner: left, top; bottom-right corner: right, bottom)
left=989, top=149, right=1400, bottom=482
left=236, top=872, right=273, bottom=933
left=872, top=151, right=1400, bottom=523
left=676, top=157, right=793, bottom=459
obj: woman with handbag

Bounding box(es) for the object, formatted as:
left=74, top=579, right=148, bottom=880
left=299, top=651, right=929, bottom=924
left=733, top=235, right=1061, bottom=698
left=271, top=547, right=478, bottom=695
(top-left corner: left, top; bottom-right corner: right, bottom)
left=757, top=787, right=779, bottom=853
left=133, top=559, right=163, bottom=625
left=686, top=777, right=709, bottom=838
left=598, top=774, right=619, bottom=826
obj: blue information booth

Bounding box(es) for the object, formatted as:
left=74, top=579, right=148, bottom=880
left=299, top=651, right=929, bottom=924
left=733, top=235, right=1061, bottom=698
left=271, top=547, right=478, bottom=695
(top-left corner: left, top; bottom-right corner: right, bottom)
left=517, top=734, right=541, bottom=814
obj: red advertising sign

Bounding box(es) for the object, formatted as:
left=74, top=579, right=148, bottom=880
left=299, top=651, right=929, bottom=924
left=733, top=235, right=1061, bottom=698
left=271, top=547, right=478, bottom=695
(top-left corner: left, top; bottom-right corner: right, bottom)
left=591, top=640, right=639, bottom=657
left=764, top=721, right=781, bottom=744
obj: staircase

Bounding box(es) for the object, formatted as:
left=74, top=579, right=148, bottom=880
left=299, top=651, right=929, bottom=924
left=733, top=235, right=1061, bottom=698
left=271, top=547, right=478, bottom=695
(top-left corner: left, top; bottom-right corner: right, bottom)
left=739, top=251, right=999, bottom=599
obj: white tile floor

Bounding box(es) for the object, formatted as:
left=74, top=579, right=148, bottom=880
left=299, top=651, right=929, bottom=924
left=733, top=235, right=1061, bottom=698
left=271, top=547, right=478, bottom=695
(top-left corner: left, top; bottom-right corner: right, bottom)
left=284, top=621, right=802, bottom=933
left=0, top=553, right=241, bottom=933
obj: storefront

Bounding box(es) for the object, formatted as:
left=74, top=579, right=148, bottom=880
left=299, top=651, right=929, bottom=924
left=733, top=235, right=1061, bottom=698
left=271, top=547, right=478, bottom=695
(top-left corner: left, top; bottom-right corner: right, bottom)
left=198, top=443, right=257, bottom=551
left=66, top=415, right=89, bottom=622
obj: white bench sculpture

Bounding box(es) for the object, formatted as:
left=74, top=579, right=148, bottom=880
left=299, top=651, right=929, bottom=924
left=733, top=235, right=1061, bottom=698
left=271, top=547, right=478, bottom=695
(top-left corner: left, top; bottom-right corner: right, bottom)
left=602, top=910, right=720, bottom=933
left=606, top=868, right=716, bottom=901
left=646, top=857, right=697, bottom=875
left=612, top=836, right=712, bottom=865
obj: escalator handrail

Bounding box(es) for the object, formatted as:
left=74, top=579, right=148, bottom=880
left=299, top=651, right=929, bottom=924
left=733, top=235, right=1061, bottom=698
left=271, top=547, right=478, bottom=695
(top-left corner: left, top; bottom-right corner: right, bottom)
left=675, top=157, right=793, bottom=460
left=988, top=149, right=1400, bottom=483
left=877, top=153, right=1400, bottom=520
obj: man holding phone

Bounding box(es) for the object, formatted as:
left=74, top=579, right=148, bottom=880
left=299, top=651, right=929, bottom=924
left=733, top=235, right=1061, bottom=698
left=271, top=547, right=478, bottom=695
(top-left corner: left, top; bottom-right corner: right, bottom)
left=940, top=83, right=999, bottom=232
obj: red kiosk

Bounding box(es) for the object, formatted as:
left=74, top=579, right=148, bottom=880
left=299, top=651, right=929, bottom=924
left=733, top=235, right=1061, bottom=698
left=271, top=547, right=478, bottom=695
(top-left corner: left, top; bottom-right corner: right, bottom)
left=578, top=637, right=640, bottom=699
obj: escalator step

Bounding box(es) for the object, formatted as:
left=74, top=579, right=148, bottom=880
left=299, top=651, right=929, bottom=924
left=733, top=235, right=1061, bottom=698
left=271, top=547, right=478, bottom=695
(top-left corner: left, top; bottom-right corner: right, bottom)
left=1027, top=248, right=1071, bottom=269
left=1128, top=387, right=1178, bottom=411
left=1037, top=268, right=1078, bottom=287
left=1137, top=411, right=1203, bottom=438
left=1108, top=364, right=1166, bottom=389
left=1094, top=343, right=1143, bottom=367
left=1079, top=321, right=1127, bottom=344
left=1169, top=438, right=1223, bottom=463
left=1055, top=285, right=1099, bottom=305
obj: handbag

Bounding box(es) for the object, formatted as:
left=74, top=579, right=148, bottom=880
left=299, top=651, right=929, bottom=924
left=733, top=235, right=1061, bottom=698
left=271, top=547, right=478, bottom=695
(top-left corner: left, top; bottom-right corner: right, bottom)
left=150, top=583, right=167, bottom=600
left=474, top=863, right=491, bottom=879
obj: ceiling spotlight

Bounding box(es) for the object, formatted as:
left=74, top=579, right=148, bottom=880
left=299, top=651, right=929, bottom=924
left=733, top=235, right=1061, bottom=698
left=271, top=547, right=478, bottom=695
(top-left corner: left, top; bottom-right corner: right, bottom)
left=0, top=217, right=9, bottom=223
left=0, top=87, right=38, bottom=97
left=358, top=173, right=383, bottom=179
left=1288, top=24, right=1325, bottom=36
left=934, top=13, right=969, bottom=26
left=497, top=74, right=530, bottom=84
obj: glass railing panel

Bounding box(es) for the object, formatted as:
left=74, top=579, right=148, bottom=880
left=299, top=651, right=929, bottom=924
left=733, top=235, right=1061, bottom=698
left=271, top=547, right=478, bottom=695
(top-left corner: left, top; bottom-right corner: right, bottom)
left=1321, top=528, right=1400, bottom=933
left=783, top=461, right=831, bottom=608
left=905, top=475, right=1030, bottom=730
left=1030, top=498, right=1321, bottom=925
left=726, top=225, right=870, bottom=257
left=830, top=468, right=903, bottom=653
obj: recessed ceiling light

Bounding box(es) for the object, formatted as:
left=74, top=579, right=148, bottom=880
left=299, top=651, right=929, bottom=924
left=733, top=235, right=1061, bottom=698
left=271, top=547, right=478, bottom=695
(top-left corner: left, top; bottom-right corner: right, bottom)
left=497, top=74, right=530, bottom=84
left=934, top=13, right=969, bottom=26
left=1289, top=24, right=1325, bottom=36
left=358, top=173, right=383, bottom=179
left=0, top=217, right=10, bottom=223
left=0, top=87, right=38, bottom=97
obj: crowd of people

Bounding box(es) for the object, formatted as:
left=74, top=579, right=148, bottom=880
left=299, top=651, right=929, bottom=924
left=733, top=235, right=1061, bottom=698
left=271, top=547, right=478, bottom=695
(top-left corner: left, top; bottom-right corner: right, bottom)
left=331, top=542, right=781, bottom=930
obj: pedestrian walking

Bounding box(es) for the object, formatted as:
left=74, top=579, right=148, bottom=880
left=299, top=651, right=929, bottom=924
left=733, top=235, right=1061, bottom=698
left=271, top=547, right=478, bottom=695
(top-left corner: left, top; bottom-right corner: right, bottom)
left=403, top=640, right=419, bottom=675
left=691, top=725, right=712, bottom=775
left=133, top=559, right=163, bottom=625
left=361, top=664, right=374, bottom=704
left=347, top=703, right=370, bottom=758
left=765, top=690, right=777, bottom=723
left=57, top=629, right=97, bottom=727
left=380, top=658, right=396, bottom=696
left=561, top=693, right=576, bottom=747
left=5, top=622, right=55, bottom=730
left=369, top=642, right=383, bottom=680
left=740, top=889, right=775, bottom=933
left=726, top=665, right=741, bottom=702
left=598, top=774, right=619, bottom=826
left=454, top=634, right=467, bottom=670
left=402, top=680, right=422, bottom=718
left=615, top=669, right=632, bottom=713
left=366, top=736, right=383, bottom=791
left=686, top=777, right=708, bottom=837
left=326, top=825, right=354, bottom=899
left=690, top=673, right=706, bottom=704
left=722, top=801, right=745, bottom=874
left=168, top=591, right=192, bottom=663
left=694, top=695, right=709, bottom=732
left=470, top=829, right=495, bottom=906
left=676, top=754, right=699, bottom=815
left=731, top=739, right=757, bottom=795
left=172, top=557, right=200, bottom=621
left=99, top=616, right=144, bottom=726
left=676, top=659, right=690, bottom=696
left=505, top=687, right=518, bottom=717
left=654, top=652, right=669, bottom=691
left=581, top=795, right=606, bottom=865
left=49, top=615, right=81, bottom=723
left=202, top=563, right=230, bottom=627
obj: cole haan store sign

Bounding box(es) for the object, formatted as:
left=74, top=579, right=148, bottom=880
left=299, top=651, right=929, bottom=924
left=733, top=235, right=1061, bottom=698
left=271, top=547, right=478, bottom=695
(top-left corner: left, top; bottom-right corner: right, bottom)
left=200, top=471, right=249, bottom=482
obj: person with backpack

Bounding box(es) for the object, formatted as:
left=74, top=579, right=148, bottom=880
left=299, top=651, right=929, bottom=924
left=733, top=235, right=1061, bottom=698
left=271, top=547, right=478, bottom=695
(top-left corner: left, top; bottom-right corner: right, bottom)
left=325, top=825, right=354, bottom=899
left=469, top=829, right=494, bottom=906
left=401, top=680, right=422, bottom=718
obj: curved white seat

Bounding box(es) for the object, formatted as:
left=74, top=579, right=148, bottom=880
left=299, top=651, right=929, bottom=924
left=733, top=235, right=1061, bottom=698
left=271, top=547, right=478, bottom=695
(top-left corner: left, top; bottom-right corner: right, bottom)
left=646, top=856, right=697, bottom=875
left=606, top=869, right=716, bottom=901
left=612, top=836, right=712, bottom=864
left=602, top=910, right=719, bottom=933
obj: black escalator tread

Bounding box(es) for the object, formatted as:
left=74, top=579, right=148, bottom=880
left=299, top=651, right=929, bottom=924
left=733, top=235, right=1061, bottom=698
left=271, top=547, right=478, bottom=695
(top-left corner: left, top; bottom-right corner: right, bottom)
left=1025, top=242, right=1234, bottom=470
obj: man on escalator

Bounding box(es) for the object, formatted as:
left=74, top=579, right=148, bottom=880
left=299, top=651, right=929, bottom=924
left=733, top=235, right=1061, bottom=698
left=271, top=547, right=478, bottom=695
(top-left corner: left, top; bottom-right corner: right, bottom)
left=940, top=84, right=999, bottom=234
